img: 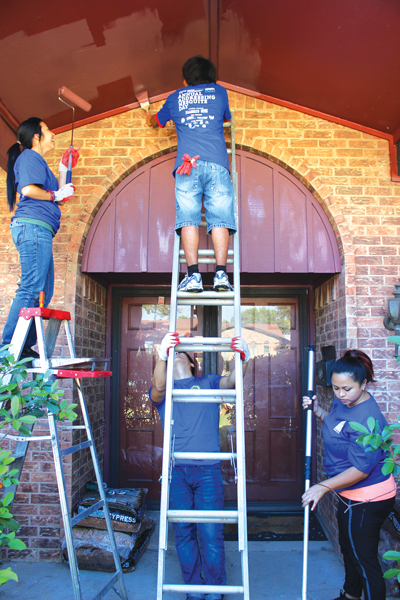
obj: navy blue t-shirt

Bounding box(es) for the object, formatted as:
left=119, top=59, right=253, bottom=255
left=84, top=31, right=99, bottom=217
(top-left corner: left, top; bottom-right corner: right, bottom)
left=150, top=374, right=222, bottom=465
left=13, top=149, right=61, bottom=234
left=156, top=83, right=231, bottom=174
left=323, top=394, right=390, bottom=491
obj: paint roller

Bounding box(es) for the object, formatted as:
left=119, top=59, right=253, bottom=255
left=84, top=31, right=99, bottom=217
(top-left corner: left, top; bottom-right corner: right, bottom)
left=58, top=86, right=92, bottom=183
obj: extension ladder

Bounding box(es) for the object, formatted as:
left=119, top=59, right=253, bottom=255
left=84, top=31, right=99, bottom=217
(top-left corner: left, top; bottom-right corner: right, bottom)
left=2, top=306, right=128, bottom=600
left=157, top=113, right=250, bottom=599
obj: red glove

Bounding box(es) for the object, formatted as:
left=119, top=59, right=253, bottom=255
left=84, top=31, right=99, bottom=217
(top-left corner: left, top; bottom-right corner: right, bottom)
left=158, top=332, right=180, bottom=361
left=61, top=148, right=80, bottom=169
left=176, top=154, right=200, bottom=176
left=53, top=184, right=75, bottom=203
left=230, top=337, right=251, bottom=363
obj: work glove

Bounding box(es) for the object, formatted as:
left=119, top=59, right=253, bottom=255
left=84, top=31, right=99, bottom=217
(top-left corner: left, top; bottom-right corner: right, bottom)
left=231, top=337, right=250, bottom=363
left=158, top=332, right=180, bottom=361
left=176, top=154, right=200, bottom=176
left=59, top=148, right=80, bottom=172
left=53, top=184, right=75, bottom=203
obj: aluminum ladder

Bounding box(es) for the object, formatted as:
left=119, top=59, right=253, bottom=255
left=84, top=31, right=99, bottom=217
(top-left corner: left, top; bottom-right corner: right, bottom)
left=157, top=112, right=250, bottom=599
left=2, top=306, right=128, bottom=600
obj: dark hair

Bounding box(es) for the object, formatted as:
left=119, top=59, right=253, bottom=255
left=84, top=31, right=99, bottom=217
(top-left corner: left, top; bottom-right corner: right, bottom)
left=6, top=117, right=43, bottom=211
left=331, top=349, right=376, bottom=385
left=179, top=351, right=196, bottom=376
left=182, top=56, right=217, bottom=86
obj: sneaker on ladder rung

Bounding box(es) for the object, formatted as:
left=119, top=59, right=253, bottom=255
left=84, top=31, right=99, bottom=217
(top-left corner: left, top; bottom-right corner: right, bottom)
left=178, top=272, right=203, bottom=293
left=213, top=270, right=233, bottom=292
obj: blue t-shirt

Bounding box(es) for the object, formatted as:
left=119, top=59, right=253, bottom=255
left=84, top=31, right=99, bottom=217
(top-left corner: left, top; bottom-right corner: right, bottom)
left=13, top=149, right=61, bottom=234
left=323, top=394, right=390, bottom=491
left=156, top=83, right=231, bottom=174
left=150, top=374, right=222, bottom=465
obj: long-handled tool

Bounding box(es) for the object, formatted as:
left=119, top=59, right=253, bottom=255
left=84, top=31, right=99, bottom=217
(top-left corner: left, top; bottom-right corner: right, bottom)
left=302, top=344, right=315, bottom=600
left=58, top=87, right=92, bottom=183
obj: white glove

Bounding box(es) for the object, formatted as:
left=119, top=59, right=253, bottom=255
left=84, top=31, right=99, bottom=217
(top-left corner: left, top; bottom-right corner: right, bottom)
left=158, top=332, right=180, bottom=361
left=230, top=336, right=250, bottom=363
left=53, top=184, right=75, bottom=203
left=58, top=160, right=68, bottom=173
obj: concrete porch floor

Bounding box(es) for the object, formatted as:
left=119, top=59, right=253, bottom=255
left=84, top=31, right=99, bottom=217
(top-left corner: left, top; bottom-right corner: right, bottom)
left=1, top=511, right=398, bottom=600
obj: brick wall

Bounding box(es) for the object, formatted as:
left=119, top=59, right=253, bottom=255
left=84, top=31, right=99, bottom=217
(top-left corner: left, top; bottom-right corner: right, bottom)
left=0, top=90, right=399, bottom=559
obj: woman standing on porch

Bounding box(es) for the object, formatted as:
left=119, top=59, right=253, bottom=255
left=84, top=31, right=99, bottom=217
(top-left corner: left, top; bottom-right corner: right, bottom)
left=302, top=349, right=396, bottom=600
left=3, top=117, right=76, bottom=358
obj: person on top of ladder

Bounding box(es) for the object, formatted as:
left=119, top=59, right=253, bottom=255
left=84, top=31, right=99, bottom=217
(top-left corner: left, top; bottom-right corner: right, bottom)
left=2, top=117, right=77, bottom=360
left=147, top=56, right=236, bottom=294
left=149, top=332, right=250, bottom=600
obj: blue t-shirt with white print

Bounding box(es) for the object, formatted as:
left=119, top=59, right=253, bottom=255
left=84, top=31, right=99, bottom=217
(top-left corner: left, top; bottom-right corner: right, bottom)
left=156, top=83, right=231, bottom=174
left=13, top=149, right=61, bottom=234
left=323, top=394, right=390, bottom=491
left=150, top=374, right=222, bottom=465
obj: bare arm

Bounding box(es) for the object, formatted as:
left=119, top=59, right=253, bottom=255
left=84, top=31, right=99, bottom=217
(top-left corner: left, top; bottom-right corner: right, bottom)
left=21, top=185, right=54, bottom=201
left=302, top=467, right=369, bottom=511
left=151, top=357, right=167, bottom=404
left=219, top=361, right=248, bottom=389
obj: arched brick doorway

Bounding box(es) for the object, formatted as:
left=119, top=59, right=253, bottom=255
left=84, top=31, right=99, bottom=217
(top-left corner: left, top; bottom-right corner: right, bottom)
left=82, top=150, right=340, bottom=504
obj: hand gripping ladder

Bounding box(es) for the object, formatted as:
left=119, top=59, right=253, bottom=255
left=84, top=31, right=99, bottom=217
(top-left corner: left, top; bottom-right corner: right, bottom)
left=2, top=306, right=128, bottom=600
left=157, top=113, right=250, bottom=600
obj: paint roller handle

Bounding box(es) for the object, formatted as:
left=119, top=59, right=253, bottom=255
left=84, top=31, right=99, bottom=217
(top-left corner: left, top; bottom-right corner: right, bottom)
left=67, top=146, right=73, bottom=184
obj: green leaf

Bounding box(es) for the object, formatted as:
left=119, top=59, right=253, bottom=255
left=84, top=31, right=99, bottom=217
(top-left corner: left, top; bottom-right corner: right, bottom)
left=349, top=422, right=369, bottom=434
left=370, top=434, right=382, bottom=450
left=383, top=551, right=400, bottom=561
left=387, top=336, right=400, bottom=344
left=2, top=493, right=14, bottom=507
left=10, top=396, right=19, bottom=417
left=362, top=434, right=373, bottom=447
left=367, top=416, right=376, bottom=433
left=18, top=415, right=36, bottom=424
left=45, top=402, right=59, bottom=414
left=0, top=517, right=20, bottom=531
left=382, top=461, right=394, bottom=475
left=384, top=568, right=400, bottom=579
left=7, top=538, right=26, bottom=550
left=0, top=567, right=18, bottom=584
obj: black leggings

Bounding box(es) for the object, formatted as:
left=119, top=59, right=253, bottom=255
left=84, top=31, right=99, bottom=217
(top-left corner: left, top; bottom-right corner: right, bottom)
left=337, top=496, right=395, bottom=600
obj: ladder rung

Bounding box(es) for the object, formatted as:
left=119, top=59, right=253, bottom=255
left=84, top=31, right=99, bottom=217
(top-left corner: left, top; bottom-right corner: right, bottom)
left=31, top=357, right=110, bottom=368
left=163, top=585, right=244, bottom=595
left=71, top=499, right=105, bottom=526
left=61, top=439, right=92, bottom=457
left=3, top=434, right=52, bottom=442
left=167, top=509, right=238, bottom=523
left=179, top=249, right=234, bottom=256
left=173, top=452, right=236, bottom=461
left=180, top=258, right=233, bottom=264
left=177, top=292, right=234, bottom=299
left=173, top=389, right=236, bottom=403
left=177, top=344, right=232, bottom=352
left=178, top=336, right=233, bottom=344
left=177, top=299, right=234, bottom=306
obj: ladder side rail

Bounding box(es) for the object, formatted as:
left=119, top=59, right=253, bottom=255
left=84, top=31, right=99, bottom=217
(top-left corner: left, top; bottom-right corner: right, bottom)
left=231, top=110, right=250, bottom=599
left=48, top=413, right=83, bottom=600
left=35, top=315, right=51, bottom=372
left=74, top=379, right=128, bottom=599
left=64, top=319, right=77, bottom=358
left=157, top=233, right=181, bottom=600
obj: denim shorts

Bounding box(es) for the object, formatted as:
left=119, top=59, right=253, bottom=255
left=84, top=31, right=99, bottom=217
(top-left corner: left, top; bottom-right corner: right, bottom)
left=175, top=160, right=236, bottom=236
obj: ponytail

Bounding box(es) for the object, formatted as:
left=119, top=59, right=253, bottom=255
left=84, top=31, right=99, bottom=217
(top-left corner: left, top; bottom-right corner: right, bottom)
left=6, top=117, right=43, bottom=212
left=331, top=349, right=376, bottom=385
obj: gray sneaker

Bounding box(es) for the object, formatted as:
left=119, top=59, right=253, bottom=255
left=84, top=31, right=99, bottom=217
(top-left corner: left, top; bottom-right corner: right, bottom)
left=213, top=270, right=233, bottom=292
left=178, top=272, right=203, bottom=293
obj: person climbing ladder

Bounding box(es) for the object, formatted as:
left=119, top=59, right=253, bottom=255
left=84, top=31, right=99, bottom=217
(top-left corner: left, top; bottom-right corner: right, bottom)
left=147, top=55, right=236, bottom=293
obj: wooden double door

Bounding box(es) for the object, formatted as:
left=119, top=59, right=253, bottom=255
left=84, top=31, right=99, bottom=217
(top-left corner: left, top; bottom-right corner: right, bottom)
left=116, top=292, right=305, bottom=504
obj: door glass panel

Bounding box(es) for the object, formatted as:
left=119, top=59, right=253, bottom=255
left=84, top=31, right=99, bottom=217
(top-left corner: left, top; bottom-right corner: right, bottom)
left=218, top=299, right=302, bottom=503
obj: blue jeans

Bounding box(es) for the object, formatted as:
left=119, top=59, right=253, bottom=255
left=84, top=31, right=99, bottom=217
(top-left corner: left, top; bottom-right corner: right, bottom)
left=175, top=160, right=236, bottom=236
left=2, top=221, right=54, bottom=349
left=169, top=465, right=226, bottom=600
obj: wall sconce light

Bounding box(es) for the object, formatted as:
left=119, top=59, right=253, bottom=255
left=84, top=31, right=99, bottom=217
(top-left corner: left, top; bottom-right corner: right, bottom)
left=383, top=279, right=400, bottom=359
